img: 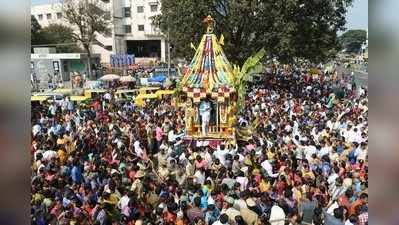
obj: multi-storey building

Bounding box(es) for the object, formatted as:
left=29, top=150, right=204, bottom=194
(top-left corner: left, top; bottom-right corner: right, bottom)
left=31, top=0, right=166, bottom=64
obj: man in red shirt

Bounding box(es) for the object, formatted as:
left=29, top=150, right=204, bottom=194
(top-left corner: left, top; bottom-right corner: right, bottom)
left=338, top=189, right=354, bottom=212
left=349, top=193, right=368, bottom=216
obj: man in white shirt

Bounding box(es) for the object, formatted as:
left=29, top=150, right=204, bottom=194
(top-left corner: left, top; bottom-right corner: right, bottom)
left=327, top=167, right=340, bottom=189
left=304, top=143, right=317, bottom=161
left=202, top=148, right=213, bottom=167
left=348, top=128, right=360, bottom=143
left=212, top=214, right=229, bottom=225
left=222, top=197, right=241, bottom=225
left=103, top=92, right=112, bottom=101
left=117, top=191, right=131, bottom=210
left=42, top=149, right=58, bottom=162
left=269, top=203, right=286, bottom=225
left=193, top=169, right=205, bottom=185
left=261, top=158, right=279, bottom=178
left=236, top=172, right=249, bottom=191
left=357, top=143, right=368, bottom=162
left=199, top=99, right=211, bottom=136
left=32, top=124, right=41, bottom=137
left=134, top=140, right=144, bottom=158
left=48, top=104, right=57, bottom=116
left=167, top=129, right=176, bottom=143
left=214, top=144, right=229, bottom=166
left=318, top=141, right=331, bottom=158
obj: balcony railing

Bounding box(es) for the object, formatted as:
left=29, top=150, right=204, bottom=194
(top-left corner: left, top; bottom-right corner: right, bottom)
left=144, top=30, right=163, bottom=37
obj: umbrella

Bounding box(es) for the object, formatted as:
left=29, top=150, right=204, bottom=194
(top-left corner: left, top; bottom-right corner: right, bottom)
left=100, top=74, right=120, bottom=81
left=148, top=74, right=166, bottom=83
left=120, top=75, right=136, bottom=82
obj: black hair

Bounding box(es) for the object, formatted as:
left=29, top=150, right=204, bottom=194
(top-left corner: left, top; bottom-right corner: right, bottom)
left=219, top=214, right=229, bottom=223
left=333, top=207, right=344, bottom=220
left=193, top=196, right=201, bottom=207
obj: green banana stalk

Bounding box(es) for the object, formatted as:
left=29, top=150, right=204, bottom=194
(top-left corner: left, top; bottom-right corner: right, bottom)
left=234, top=48, right=266, bottom=112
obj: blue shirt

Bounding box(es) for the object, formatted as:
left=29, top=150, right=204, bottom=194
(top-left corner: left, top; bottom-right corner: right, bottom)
left=205, top=208, right=220, bottom=225
left=71, top=166, right=82, bottom=184
left=200, top=195, right=208, bottom=209
left=354, top=182, right=362, bottom=193
left=322, top=162, right=331, bottom=175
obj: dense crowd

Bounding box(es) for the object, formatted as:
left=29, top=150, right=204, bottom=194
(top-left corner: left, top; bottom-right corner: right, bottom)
left=31, top=65, right=368, bottom=225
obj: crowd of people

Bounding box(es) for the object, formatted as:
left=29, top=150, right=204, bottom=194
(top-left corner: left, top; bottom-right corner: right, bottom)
left=31, top=64, right=368, bottom=225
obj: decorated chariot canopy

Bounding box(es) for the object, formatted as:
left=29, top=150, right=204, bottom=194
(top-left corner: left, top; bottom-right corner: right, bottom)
left=181, top=15, right=235, bottom=103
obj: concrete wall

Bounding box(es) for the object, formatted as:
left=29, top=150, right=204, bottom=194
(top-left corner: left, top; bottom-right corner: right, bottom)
left=31, top=54, right=101, bottom=87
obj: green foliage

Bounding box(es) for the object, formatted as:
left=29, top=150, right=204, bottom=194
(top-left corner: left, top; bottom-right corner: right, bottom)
left=175, top=67, right=184, bottom=93
left=237, top=48, right=266, bottom=83
left=62, top=0, right=111, bottom=47
left=31, top=15, right=41, bottom=37
left=31, top=15, right=83, bottom=53
left=234, top=48, right=266, bottom=111
left=41, top=24, right=83, bottom=53
left=154, top=0, right=353, bottom=65
left=62, top=0, right=111, bottom=78
left=339, top=29, right=367, bottom=53
left=31, top=15, right=46, bottom=46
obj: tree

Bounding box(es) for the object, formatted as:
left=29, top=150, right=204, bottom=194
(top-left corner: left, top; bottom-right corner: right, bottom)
left=339, top=29, right=367, bottom=53
left=62, top=0, right=111, bottom=79
left=41, top=24, right=84, bottom=53
left=153, top=0, right=353, bottom=66
left=31, top=15, right=46, bottom=47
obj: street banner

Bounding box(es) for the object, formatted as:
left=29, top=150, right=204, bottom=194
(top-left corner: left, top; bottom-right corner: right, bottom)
left=110, top=54, right=135, bottom=68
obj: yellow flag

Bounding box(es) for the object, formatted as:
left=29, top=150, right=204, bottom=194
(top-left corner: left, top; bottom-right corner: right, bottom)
left=219, top=34, right=224, bottom=46
left=190, top=42, right=196, bottom=51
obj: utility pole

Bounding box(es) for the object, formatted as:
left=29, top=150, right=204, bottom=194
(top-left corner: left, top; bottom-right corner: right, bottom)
left=167, top=26, right=171, bottom=77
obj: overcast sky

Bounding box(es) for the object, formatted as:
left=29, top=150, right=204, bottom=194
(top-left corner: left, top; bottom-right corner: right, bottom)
left=31, top=0, right=368, bottom=30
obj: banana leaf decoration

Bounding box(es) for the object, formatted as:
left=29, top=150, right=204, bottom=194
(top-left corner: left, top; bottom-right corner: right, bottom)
left=190, top=42, right=196, bottom=51
left=252, top=115, right=260, bottom=129
left=236, top=126, right=252, bottom=142
left=233, top=48, right=266, bottom=111
left=219, top=34, right=224, bottom=46
left=175, top=67, right=183, bottom=95
left=235, top=115, right=260, bottom=141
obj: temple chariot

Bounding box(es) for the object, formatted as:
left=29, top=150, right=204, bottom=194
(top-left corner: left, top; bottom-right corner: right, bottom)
left=180, top=16, right=237, bottom=141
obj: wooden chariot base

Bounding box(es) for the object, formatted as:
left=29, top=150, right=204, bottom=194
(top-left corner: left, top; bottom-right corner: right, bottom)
left=185, top=125, right=236, bottom=141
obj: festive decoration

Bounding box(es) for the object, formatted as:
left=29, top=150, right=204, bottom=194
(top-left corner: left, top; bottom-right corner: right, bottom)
left=180, top=16, right=236, bottom=140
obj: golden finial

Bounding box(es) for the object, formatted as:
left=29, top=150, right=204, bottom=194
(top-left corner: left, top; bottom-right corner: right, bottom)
left=203, top=15, right=214, bottom=34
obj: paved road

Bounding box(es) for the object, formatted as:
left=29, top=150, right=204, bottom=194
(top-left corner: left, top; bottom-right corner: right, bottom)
left=353, top=69, right=368, bottom=86
left=337, top=65, right=368, bottom=87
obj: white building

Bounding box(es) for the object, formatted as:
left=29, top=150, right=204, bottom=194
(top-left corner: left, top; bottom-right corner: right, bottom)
left=31, top=0, right=166, bottom=64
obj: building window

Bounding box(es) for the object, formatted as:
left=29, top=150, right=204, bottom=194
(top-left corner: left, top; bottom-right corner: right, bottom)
left=138, top=25, right=144, bottom=31
left=38, top=14, right=43, bottom=20
left=56, top=12, right=62, bottom=19
left=150, top=4, right=158, bottom=12
left=124, top=25, right=132, bottom=33
left=123, top=7, right=131, bottom=17
left=137, top=6, right=144, bottom=13
left=46, top=13, right=52, bottom=20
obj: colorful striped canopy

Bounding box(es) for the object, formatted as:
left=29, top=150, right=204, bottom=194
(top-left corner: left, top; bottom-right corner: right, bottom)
left=181, top=32, right=235, bottom=92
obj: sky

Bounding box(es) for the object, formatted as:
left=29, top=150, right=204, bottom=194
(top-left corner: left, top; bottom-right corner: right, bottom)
left=345, top=0, right=368, bottom=30
left=31, top=0, right=368, bottom=30
left=31, top=0, right=59, bottom=5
